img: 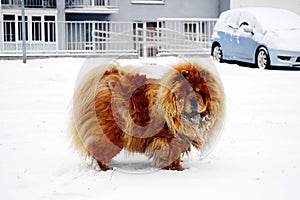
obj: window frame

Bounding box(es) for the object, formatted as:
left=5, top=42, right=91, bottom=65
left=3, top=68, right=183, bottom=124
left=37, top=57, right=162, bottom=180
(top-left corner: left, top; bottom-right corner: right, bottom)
left=44, top=15, right=56, bottom=42
left=3, top=14, right=16, bottom=42
left=18, top=16, right=28, bottom=41
left=2, top=14, right=57, bottom=43
left=31, top=16, right=42, bottom=41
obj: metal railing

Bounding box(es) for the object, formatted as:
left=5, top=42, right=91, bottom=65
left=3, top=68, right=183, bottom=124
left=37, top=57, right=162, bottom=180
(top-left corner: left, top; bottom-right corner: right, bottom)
left=157, top=18, right=217, bottom=55
left=64, top=21, right=137, bottom=55
left=0, top=18, right=217, bottom=57
left=2, top=19, right=57, bottom=54
left=65, top=0, right=117, bottom=8
left=1, top=0, right=57, bottom=8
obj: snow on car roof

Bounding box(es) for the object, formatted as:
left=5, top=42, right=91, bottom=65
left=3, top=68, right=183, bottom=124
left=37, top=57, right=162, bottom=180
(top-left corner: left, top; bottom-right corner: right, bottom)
left=221, top=8, right=300, bottom=30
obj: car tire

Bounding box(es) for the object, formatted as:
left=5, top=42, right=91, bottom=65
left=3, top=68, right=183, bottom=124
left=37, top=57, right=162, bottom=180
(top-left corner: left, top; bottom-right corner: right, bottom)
left=256, top=47, right=270, bottom=69
left=212, top=44, right=223, bottom=62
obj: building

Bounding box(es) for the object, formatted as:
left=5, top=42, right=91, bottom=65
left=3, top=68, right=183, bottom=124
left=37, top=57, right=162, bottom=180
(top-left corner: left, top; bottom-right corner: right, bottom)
left=0, top=0, right=230, bottom=57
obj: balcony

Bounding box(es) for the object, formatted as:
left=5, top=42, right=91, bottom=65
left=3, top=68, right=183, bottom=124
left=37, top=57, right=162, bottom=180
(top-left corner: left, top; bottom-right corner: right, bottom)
left=1, top=0, right=57, bottom=8
left=65, top=0, right=118, bottom=14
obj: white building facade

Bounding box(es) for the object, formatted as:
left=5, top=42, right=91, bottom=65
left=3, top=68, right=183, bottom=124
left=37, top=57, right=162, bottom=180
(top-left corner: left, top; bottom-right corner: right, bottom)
left=0, top=0, right=229, bottom=57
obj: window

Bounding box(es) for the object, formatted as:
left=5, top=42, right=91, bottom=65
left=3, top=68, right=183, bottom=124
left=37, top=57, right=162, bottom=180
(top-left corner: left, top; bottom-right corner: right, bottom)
left=32, top=16, right=42, bottom=41
left=44, top=16, right=56, bottom=42
left=1, top=0, right=10, bottom=4
left=131, top=0, right=165, bottom=4
left=18, top=16, right=28, bottom=41
left=133, top=22, right=157, bottom=57
left=3, top=15, right=16, bottom=42
left=3, top=14, right=57, bottom=44
left=184, top=22, right=198, bottom=41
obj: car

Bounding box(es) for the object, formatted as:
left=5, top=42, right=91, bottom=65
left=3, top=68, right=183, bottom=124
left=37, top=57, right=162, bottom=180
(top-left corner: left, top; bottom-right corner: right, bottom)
left=211, top=8, right=300, bottom=69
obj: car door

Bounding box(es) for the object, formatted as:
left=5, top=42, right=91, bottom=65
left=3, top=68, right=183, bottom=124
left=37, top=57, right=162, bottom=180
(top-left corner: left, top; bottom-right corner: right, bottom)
left=222, top=12, right=240, bottom=59
left=235, top=22, right=258, bottom=61
left=235, top=12, right=261, bottom=62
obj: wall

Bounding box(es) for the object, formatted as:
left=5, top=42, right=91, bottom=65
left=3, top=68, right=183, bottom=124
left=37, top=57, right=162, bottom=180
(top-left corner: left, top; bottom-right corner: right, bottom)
left=57, top=0, right=66, bottom=52
left=0, top=10, right=2, bottom=47
left=110, top=0, right=222, bottom=22
left=231, top=0, right=300, bottom=15
left=219, top=0, right=230, bottom=15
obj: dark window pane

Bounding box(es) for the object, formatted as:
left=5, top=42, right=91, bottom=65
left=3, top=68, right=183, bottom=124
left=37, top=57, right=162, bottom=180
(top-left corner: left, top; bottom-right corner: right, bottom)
left=4, top=15, right=15, bottom=21
left=44, top=16, right=56, bottom=42
left=18, top=16, right=28, bottom=41
left=45, top=16, right=55, bottom=21
left=32, top=16, right=42, bottom=41
left=3, top=15, right=15, bottom=42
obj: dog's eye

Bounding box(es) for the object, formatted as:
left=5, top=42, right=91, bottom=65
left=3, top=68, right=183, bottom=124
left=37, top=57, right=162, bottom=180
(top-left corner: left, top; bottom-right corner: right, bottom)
left=199, top=91, right=207, bottom=103
left=199, top=90, right=205, bottom=96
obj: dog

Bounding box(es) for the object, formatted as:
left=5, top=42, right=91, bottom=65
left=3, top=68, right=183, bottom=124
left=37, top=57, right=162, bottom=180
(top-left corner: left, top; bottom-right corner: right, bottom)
left=70, top=62, right=224, bottom=171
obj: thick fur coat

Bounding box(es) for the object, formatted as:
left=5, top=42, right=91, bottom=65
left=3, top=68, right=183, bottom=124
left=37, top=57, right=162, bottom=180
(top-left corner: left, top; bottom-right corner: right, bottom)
left=70, top=62, right=224, bottom=171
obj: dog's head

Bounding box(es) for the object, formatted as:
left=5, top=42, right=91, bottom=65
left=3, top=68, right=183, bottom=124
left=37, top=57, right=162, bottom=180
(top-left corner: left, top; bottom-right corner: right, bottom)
left=159, top=62, right=225, bottom=150
left=175, top=67, right=211, bottom=123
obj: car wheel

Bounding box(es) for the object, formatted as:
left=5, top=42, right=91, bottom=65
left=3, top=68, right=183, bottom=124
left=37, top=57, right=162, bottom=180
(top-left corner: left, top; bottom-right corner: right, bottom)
left=256, top=47, right=270, bottom=69
left=212, top=44, right=223, bottom=62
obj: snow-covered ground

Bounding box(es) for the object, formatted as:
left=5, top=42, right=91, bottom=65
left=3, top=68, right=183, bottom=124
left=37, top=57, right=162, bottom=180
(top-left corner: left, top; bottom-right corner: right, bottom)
left=0, top=57, right=300, bottom=200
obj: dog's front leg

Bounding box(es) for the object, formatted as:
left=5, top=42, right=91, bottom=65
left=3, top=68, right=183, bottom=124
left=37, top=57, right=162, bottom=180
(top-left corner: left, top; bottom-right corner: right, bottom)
left=145, top=137, right=187, bottom=171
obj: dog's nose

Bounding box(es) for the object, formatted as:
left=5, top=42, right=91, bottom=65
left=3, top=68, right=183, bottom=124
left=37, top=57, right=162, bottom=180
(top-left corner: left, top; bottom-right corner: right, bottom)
left=190, top=97, right=198, bottom=111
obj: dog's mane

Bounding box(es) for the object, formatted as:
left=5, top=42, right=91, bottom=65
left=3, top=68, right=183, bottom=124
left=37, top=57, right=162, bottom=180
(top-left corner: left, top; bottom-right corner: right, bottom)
left=159, top=62, right=225, bottom=151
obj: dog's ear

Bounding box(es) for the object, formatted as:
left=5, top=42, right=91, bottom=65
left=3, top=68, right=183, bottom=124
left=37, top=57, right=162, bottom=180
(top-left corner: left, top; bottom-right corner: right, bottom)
left=181, top=70, right=189, bottom=77
left=108, top=79, right=117, bottom=91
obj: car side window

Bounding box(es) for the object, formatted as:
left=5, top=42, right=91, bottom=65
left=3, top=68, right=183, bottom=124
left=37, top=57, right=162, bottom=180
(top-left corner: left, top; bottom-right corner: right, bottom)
left=226, top=13, right=240, bottom=30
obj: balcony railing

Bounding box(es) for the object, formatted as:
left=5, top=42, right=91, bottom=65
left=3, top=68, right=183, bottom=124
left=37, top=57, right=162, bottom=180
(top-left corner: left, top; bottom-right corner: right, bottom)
left=65, top=0, right=117, bottom=8
left=1, top=0, right=56, bottom=8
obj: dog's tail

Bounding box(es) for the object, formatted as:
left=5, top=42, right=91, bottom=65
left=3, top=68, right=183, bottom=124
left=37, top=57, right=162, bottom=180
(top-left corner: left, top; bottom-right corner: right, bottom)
left=68, top=63, right=124, bottom=157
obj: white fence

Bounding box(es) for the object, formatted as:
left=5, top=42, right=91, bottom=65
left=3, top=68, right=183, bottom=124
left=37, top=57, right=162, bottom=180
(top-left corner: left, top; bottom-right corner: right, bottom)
left=157, top=18, right=217, bottom=55
left=0, top=18, right=217, bottom=57
left=65, top=21, right=136, bottom=54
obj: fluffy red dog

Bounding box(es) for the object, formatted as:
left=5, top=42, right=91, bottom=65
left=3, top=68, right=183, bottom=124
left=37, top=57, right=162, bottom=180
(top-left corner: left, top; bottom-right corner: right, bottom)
left=70, top=62, right=224, bottom=171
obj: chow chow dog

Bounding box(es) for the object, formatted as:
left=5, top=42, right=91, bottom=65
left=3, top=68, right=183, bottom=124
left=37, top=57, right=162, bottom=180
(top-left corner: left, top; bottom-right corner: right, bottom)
left=70, top=62, right=224, bottom=171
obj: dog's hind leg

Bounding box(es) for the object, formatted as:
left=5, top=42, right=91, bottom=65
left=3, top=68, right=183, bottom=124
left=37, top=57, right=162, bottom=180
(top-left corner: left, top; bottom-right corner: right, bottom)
left=90, top=135, right=123, bottom=171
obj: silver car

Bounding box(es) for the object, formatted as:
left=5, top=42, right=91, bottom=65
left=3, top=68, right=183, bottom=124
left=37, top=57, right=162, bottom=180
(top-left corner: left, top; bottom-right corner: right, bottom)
left=211, top=8, right=300, bottom=69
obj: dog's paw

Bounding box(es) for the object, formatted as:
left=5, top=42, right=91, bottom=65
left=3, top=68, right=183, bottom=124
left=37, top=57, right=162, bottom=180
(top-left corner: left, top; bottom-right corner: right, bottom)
left=163, top=163, right=184, bottom=171
left=97, top=161, right=112, bottom=171
left=163, top=158, right=184, bottom=171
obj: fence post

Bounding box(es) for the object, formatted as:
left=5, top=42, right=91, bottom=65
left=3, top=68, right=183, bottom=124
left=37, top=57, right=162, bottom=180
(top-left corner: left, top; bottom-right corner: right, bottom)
left=21, top=0, right=27, bottom=63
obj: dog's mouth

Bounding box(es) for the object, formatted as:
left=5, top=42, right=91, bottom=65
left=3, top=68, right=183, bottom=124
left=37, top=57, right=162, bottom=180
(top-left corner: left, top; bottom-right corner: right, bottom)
left=183, top=111, right=202, bottom=123
left=184, top=110, right=200, bottom=118
left=183, top=110, right=211, bottom=124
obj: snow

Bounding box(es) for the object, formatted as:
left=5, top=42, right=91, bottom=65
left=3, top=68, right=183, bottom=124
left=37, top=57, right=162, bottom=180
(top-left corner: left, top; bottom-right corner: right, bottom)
left=219, top=8, right=300, bottom=31
left=1, top=57, right=300, bottom=200
left=242, top=8, right=300, bottom=30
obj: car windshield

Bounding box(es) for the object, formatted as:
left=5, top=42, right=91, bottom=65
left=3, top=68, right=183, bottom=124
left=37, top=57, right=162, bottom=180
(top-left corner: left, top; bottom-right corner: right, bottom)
left=253, top=10, right=300, bottom=31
